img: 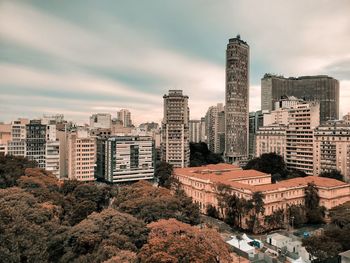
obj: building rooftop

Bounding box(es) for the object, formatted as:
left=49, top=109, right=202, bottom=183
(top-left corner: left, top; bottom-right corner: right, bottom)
left=174, top=164, right=348, bottom=193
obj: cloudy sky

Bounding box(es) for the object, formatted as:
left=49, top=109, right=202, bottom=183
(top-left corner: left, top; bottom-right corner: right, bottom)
left=0, top=0, right=349, bottom=125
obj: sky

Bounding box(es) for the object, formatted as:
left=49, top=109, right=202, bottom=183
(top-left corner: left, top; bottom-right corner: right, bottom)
left=0, top=0, right=350, bottom=125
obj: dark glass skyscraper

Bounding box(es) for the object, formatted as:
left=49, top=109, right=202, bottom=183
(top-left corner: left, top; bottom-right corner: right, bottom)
left=225, top=35, right=249, bottom=163
left=261, top=74, right=339, bottom=122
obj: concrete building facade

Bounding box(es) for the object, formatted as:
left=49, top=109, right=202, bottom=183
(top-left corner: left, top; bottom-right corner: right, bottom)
left=256, top=125, right=287, bottom=160
left=314, top=121, right=350, bottom=181
left=248, top=110, right=265, bottom=159
left=67, top=128, right=96, bottom=182
left=97, top=136, right=154, bottom=183
left=161, top=90, right=190, bottom=168
left=206, top=103, right=225, bottom=154
left=261, top=74, right=339, bottom=123
left=117, top=109, right=132, bottom=128
left=89, top=113, right=111, bottom=129
left=225, top=35, right=249, bottom=163
left=286, top=102, right=320, bottom=175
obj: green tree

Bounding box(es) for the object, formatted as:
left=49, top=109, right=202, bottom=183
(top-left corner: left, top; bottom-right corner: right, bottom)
left=189, top=142, right=223, bottom=167
left=304, top=182, right=325, bottom=224
left=247, top=192, right=265, bottom=233
left=264, top=208, right=285, bottom=230
left=287, top=204, right=307, bottom=227
left=154, top=161, right=173, bottom=188
left=320, top=169, right=344, bottom=182
left=302, top=235, right=342, bottom=261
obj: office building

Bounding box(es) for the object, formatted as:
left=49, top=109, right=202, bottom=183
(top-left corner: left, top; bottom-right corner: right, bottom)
left=96, top=136, right=154, bottom=183
left=225, top=35, right=249, bottom=163
left=26, top=120, right=60, bottom=177
left=261, top=74, right=339, bottom=122
left=90, top=113, right=111, bottom=129
left=67, top=128, right=96, bottom=182
left=314, top=121, right=350, bottom=181
left=161, top=90, right=190, bottom=168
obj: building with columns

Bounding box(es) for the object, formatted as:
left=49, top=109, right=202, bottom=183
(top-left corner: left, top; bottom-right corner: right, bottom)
left=174, top=163, right=350, bottom=230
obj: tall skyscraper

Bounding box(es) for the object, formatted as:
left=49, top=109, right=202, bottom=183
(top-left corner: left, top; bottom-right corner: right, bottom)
left=117, top=109, right=133, bottom=127
left=248, top=110, right=265, bottom=159
left=225, top=35, right=249, bottom=163
left=161, top=90, right=190, bottom=168
left=189, top=120, right=201, bottom=143
left=261, top=74, right=339, bottom=122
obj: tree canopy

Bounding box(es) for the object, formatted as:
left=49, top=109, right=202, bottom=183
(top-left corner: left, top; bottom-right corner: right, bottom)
left=138, top=219, right=233, bottom=263
left=189, top=142, right=223, bottom=167
left=320, top=169, right=344, bottom=182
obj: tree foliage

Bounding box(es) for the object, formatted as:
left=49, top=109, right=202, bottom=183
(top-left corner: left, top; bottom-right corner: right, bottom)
left=138, top=219, right=232, bottom=263
left=154, top=161, right=173, bottom=188
left=189, top=142, right=223, bottom=167
left=320, top=169, right=344, bottom=182
left=0, top=155, right=37, bottom=188
left=112, top=180, right=200, bottom=225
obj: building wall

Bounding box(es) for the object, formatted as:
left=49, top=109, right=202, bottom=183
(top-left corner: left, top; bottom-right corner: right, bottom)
left=314, top=121, right=350, bottom=181
left=90, top=113, right=111, bottom=129
left=189, top=120, right=201, bottom=143
left=286, top=102, right=320, bottom=175
left=256, top=125, right=287, bottom=159
left=101, top=136, right=154, bottom=183
left=225, top=36, right=249, bottom=163
left=161, top=90, right=190, bottom=168
left=261, top=74, right=339, bottom=123
left=67, top=129, right=96, bottom=182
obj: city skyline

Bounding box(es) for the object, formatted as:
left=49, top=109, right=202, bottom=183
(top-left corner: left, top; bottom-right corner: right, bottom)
left=1, top=0, right=350, bottom=125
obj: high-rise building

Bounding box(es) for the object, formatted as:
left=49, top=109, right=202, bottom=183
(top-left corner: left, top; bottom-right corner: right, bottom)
left=314, top=121, right=350, bottom=181
left=286, top=102, right=320, bottom=175
left=96, top=136, right=154, bottom=183
left=161, top=90, right=190, bottom=168
left=26, top=120, right=60, bottom=177
left=117, top=109, right=133, bottom=127
left=261, top=74, right=339, bottom=122
left=189, top=120, right=201, bottom=143
left=67, top=128, right=96, bottom=182
left=225, top=35, right=249, bottom=163
left=7, top=118, right=28, bottom=157
left=206, top=103, right=225, bottom=154
left=89, top=113, right=111, bottom=129
left=248, top=110, right=265, bottom=159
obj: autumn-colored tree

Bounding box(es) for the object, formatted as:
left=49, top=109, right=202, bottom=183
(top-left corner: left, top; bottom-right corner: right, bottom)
left=60, top=208, right=148, bottom=263
left=113, top=180, right=200, bottom=225
left=138, top=219, right=232, bottom=263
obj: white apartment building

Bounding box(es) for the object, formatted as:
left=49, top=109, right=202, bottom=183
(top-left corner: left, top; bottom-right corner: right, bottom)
left=189, top=120, right=201, bottom=143
left=67, top=128, right=96, bottom=182
left=89, top=113, right=111, bottom=129
left=314, top=121, right=350, bottom=181
left=161, top=90, right=190, bottom=168
left=98, top=136, right=154, bottom=183
left=206, top=103, right=225, bottom=154
left=256, top=125, right=287, bottom=159
left=286, top=102, right=320, bottom=175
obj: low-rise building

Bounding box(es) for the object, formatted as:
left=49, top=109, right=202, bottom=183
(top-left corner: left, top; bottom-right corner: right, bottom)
left=174, top=164, right=350, bottom=228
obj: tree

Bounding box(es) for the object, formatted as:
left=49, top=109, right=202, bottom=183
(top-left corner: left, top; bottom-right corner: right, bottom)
left=304, top=182, right=325, bottom=224
left=247, top=192, right=265, bottom=233
left=244, top=153, right=289, bottom=182
left=264, top=208, right=285, bottom=230
left=154, top=161, right=173, bottom=188
left=189, top=142, right=223, bottom=167
left=320, top=169, right=344, bottom=182
left=302, top=235, right=342, bottom=261
left=287, top=205, right=307, bottom=227
left=138, top=219, right=232, bottom=263
left=60, top=208, right=148, bottom=263
left=0, top=155, right=37, bottom=188
left=112, top=180, right=200, bottom=225
left=206, top=204, right=220, bottom=219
